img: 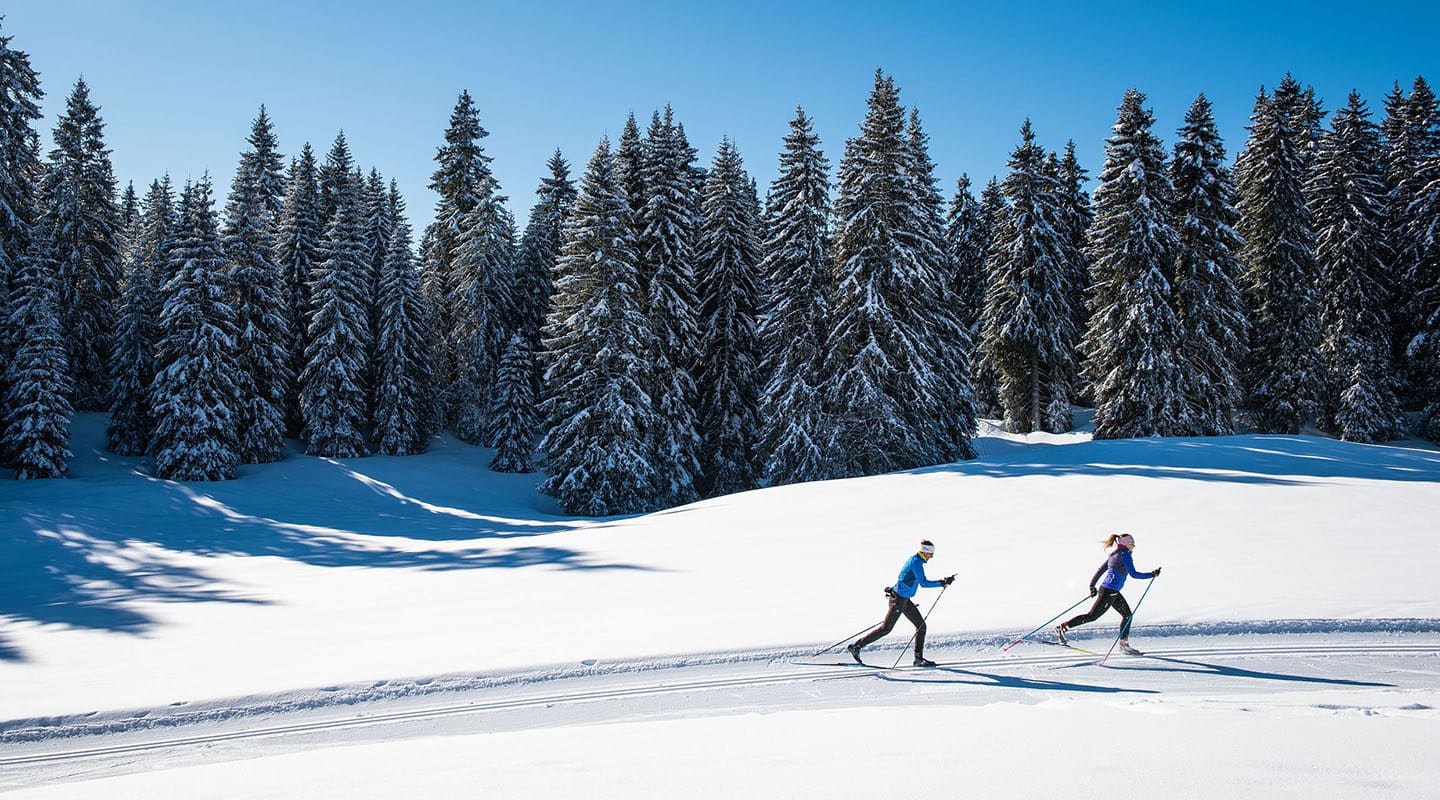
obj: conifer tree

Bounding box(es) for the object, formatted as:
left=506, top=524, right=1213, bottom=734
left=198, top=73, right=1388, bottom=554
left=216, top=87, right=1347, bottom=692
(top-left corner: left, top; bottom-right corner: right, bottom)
left=226, top=134, right=292, bottom=463
left=696, top=138, right=762, bottom=495
left=151, top=179, right=242, bottom=481
left=1311, top=92, right=1404, bottom=442
left=43, top=78, right=121, bottom=411
left=302, top=180, right=371, bottom=458
left=3, top=220, right=72, bottom=478
left=118, top=181, right=138, bottom=232
left=636, top=107, right=703, bottom=505
left=242, top=105, right=286, bottom=223
left=1056, top=142, right=1093, bottom=398
left=904, top=109, right=978, bottom=455
left=946, top=175, right=986, bottom=342
left=538, top=139, right=660, bottom=515
left=107, top=178, right=174, bottom=455
left=1237, top=84, right=1324, bottom=433
left=424, top=91, right=493, bottom=397
left=0, top=20, right=45, bottom=461
left=450, top=175, right=515, bottom=444
left=971, top=178, right=1006, bottom=418
left=615, top=113, right=646, bottom=217
left=488, top=332, right=537, bottom=472
left=825, top=71, right=959, bottom=474
left=1083, top=90, right=1187, bottom=439
left=275, top=145, right=322, bottom=436
left=515, top=151, right=576, bottom=353
left=1383, top=78, right=1440, bottom=399
left=757, top=107, right=835, bottom=486
left=316, top=131, right=355, bottom=223
left=1170, top=93, right=1247, bottom=436
left=982, top=120, right=1075, bottom=434
left=373, top=187, right=431, bottom=456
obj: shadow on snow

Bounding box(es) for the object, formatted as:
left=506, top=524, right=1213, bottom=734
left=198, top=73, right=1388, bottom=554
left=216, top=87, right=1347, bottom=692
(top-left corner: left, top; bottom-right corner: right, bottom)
left=0, top=420, right=652, bottom=662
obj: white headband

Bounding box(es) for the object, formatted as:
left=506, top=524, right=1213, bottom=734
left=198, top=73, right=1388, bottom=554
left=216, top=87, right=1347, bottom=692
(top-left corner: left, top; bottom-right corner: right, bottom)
left=919, top=543, right=935, bottom=555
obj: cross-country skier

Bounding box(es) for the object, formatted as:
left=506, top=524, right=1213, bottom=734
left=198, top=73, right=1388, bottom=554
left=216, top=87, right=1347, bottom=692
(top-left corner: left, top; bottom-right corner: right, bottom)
left=849, top=540, right=955, bottom=667
left=1055, top=533, right=1161, bottom=654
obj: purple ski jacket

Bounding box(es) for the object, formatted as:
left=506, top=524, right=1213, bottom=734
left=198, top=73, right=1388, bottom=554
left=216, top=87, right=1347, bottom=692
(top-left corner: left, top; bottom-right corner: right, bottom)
left=1090, top=548, right=1155, bottom=592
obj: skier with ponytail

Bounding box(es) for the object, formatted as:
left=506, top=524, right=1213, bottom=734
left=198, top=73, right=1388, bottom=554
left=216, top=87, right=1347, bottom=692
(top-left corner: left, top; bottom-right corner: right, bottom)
left=1055, top=533, right=1161, bottom=655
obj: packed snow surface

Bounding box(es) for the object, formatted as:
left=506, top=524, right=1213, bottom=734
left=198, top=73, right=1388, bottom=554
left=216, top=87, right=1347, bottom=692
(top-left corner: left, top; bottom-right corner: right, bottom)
left=1, top=414, right=1437, bottom=797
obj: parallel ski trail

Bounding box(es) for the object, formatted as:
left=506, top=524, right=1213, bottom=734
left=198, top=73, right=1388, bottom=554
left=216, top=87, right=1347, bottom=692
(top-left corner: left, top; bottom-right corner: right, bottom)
left=3, top=640, right=1435, bottom=770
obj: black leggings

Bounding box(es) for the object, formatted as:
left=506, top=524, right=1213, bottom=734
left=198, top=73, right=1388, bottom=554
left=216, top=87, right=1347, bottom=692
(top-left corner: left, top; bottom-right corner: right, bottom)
left=856, top=592, right=927, bottom=656
left=1063, top=588, right=1134, bottom=637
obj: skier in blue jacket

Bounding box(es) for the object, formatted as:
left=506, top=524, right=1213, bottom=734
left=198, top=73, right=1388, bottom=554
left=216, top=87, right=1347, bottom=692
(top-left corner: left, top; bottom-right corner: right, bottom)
left=1056, top=533, right=1161, bottom=654
left=849, top=540, right=955, bottom=667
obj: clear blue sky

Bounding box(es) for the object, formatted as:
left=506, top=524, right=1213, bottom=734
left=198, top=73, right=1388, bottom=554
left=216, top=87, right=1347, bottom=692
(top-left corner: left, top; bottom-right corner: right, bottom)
left=8, top=1, right=1438, bottom=229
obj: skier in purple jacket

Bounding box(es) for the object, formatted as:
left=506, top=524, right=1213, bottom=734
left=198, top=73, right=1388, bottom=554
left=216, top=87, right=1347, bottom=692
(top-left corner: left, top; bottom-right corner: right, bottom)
left=1055, top=533, right=1161, bottom=655
left=849, top=540, right=955, bottom=667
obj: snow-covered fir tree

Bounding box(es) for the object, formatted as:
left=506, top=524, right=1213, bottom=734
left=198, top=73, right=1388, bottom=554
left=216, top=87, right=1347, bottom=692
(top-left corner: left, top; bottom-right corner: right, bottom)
left=1083, top=89, right=1187, bottom=439
left=1170, top=93, right=1247, bottom=436
left=538, top=138, right=660, bottom=516
left=1237, top=84, right=1324, bottom=433
left=225, top=133, right=292, bottom=464
left=3, top=220, right=73, bottom=478
left=118, top=181, right=138, bottom=232
left=615, top=114, right=647, bottom=218
left=695, top=137, right=762, bottom=496
left=636, top=107, right=703, bottom=505
left=1311, top=91, right=1404, bottom=442
left=372, top=187, right=432, bottom=456
left=241, top=105, right=286, bottom=223
left=275, top=144, right=322, bottom=436
left=301, top=180, right=371, bottom=458
left=970, top=177, right=1006, bottom=419
left=106, top=178, right=174, bottom=455
left=946, top=174, right=986, bottom=348
left=982, top=119, right=1076, bottom=434
left=316, top=132, right=355, bottom=223
left=1404, top=82, right=1440, bottom=441
left=903, top=109, right=978, bottom=456
left=422, top=91, right=506, bottom=432
left=0, top=20, right=45, bottom=464
left=150, top=179, right=242, bottom=481
left=1056, top=142, right=1093, bottom=404
left=1383, top=78, right=1440, bottom=404
left=488, top=332, right=538, bottom=472
left=824, top=71, right=960, bottom=474
left=42, top=78, right=121, bottom=411
left=757, top=107, right=836, bottom=486
left=515, top=151, right=576, bottom=354
left=449, top=176, right=515, bottom=445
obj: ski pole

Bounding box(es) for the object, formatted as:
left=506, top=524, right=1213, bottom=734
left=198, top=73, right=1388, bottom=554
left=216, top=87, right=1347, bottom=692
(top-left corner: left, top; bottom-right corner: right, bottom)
left=889, top=585, right=948, bottom=669
left=1000, top=594, right=1094, bottom=651
left=1100, top=574, right=1159, bottom=665
left=809, top=621, right=888, bottom=658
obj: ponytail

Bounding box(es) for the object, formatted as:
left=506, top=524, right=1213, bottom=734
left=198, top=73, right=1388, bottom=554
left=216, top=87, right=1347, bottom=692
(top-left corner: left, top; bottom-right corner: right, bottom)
left=1102, top=534, right=1120, bottom=549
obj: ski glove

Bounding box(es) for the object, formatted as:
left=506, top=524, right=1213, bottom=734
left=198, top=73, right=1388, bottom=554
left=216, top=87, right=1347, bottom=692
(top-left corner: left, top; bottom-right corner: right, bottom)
left=1151, top=566, right=1162, bottom=577
left=942, top=575, right=955, bottom=587
left=1089, top=586, right=1098, bottom=597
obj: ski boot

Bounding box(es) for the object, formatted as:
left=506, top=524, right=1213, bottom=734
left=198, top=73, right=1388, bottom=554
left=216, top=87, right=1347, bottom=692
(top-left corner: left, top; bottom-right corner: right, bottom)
left=1054, top=624, right=1069, bottom=646
left=1118, top=640, right=1142, bottom=656
left=913, top=655, right=937, bottom=667
left=847, top=642, right=864, bottom=664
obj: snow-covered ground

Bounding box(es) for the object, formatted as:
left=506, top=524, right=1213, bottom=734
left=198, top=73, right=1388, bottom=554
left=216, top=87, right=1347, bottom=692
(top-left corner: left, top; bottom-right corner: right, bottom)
left=2, top=414, right=1438, bottom=797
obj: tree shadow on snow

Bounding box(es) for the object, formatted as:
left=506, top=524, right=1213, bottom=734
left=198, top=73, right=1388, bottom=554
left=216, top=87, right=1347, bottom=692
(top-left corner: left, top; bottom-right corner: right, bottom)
left=925, top=434, right=1440, bottom=486
left=1097, top=655, right=1395, bottom=688
left=881, top=666, right=1160, bottom=695
left=0, top=431, right=657, bottom=662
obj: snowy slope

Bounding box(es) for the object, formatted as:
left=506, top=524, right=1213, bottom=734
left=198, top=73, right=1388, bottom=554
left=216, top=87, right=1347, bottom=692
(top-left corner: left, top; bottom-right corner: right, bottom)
left=1, top=414, right=1438, bottom=796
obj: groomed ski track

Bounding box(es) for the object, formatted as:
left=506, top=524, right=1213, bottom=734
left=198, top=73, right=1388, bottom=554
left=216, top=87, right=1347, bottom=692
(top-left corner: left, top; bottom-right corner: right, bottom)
left=3, top=623, right=1437, bottom=791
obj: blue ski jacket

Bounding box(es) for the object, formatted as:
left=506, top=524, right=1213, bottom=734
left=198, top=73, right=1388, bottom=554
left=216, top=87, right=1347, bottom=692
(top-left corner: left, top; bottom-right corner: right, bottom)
left=1091, top=548, right=1155, bottom=592
left=892, top=553, right=944, bottom=599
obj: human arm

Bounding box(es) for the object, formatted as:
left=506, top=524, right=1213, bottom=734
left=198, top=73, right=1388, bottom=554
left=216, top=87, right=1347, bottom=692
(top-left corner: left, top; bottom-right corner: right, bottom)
left=914, top=559, right=945, bottom=589
left=1121, top=549, right=1157, bottom=579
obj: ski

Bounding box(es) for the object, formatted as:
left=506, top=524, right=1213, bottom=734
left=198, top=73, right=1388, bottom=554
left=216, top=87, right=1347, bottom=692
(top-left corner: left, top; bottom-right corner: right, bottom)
left=789, top=659, right=892, bottom=670
left=1026, top=638, right=1100, bottom=655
